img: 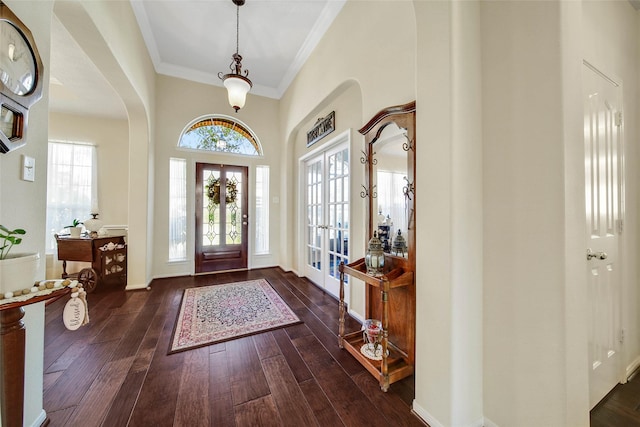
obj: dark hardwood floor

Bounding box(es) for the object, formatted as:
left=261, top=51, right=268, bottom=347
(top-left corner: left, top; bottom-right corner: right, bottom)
left=43, top=268, right=425, bottom=427
left=591, top=372, right=640, bottom=426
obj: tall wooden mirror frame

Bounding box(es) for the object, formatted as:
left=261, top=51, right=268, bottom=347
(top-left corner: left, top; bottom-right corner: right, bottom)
left=358, top=100, right=416, bottom=272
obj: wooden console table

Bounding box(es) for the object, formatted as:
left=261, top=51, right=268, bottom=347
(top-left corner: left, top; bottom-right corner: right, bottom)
left=55, top=235, right=127, bottom=292
left=338, top=258, right=414, bottom=391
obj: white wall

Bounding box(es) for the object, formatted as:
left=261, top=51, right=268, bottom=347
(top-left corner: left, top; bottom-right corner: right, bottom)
left=482, top=2, right=568, bottom=425
left=0, top=1, right=53, bottom=425
left=152, top=75, right=282, bottom=277
left=413, top=2, right=484, bottom=426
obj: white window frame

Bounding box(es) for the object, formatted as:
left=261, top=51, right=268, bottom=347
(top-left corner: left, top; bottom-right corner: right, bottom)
left=169, top=158, right=187, bottom=261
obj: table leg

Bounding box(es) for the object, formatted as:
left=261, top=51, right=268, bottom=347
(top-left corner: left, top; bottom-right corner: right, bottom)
left=0, top=307, right=26, bottom=427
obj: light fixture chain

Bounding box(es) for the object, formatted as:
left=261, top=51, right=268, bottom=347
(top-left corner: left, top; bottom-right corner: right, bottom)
left=236, top=3, right=240, bottom=55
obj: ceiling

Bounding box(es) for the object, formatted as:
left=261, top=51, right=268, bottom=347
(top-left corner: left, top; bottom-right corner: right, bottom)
left=49, top=0, right=346, bottom=120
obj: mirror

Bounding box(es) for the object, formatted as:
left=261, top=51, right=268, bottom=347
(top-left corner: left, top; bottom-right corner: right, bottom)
left=372, top=124, right=409, bottom=257
left=359, top=101, right=415, bottom=266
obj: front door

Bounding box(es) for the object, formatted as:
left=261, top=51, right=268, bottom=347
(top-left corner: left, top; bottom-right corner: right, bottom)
left=583, top=61, right=623, bottom=408
left=195, top=163, right=248, bottom=273
left=303, top=143, right=350, bottom=298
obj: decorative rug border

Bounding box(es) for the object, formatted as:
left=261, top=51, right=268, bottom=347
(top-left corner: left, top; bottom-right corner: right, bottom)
left=168, top=278, right=301, bottom=354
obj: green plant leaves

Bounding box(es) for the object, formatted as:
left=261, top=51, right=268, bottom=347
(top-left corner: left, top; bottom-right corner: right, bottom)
left=0, top=225, right=27, bottom=260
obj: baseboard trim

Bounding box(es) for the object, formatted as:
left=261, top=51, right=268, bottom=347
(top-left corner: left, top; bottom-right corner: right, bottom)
left=412, top=401, right=488, bottom=427
left=484, top=416, right=500, bottom=427
left=348, top=308, right=364, bottom=323
left=626, top=356, right=640, bottom=381
left=412, top=401, right=444, bottom=427
left=125, top=282, right=151, bottom=291
left=29, top=409, right=47, bottom=427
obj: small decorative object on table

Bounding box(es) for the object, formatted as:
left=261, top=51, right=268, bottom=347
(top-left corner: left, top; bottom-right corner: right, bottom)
left=365, top=231, right=384, bottom=275
left=83, top=214, right=104, bottom=238
left=66, top=219, right=83, bottom=238
left=361, top=318, right=385, bottom=360
left=392, top=229, right=407, bottom=257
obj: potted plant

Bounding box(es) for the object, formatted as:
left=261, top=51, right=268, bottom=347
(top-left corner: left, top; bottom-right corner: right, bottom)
left=66, top=219, right=83, bottom=238
left=0, top=225, right=40, bottom=296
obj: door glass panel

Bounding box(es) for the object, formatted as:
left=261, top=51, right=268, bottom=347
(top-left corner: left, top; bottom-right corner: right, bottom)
left=225, top=171, right=242, bottom=244
left=203, top=169, right=221, bottom=246
left=306, top=159, right=323, bottom=272
left=326, top=147, right=349, bottom=280
left=303, top=143, right=350, bottom=292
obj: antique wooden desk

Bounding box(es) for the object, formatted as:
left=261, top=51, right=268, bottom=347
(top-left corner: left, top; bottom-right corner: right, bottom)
left=55, top=234, right=127, bottom=292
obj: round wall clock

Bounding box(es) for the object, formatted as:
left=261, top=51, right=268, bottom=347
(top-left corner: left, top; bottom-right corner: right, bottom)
left=0, top=1, right=44, bottom=154
left=0, top=20, right=37, bottom=96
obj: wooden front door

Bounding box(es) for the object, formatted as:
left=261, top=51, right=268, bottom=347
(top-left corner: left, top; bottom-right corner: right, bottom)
left=195, top=163, right=248, bottom=273
left=583, top=61, right=623, bottom=408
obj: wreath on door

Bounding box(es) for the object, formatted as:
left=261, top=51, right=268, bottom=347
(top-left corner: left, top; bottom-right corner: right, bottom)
left=206, top=176, right=238, bottom=205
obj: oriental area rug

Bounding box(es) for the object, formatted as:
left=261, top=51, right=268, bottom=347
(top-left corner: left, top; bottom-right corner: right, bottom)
left=169, top=279, right=301, bottom=353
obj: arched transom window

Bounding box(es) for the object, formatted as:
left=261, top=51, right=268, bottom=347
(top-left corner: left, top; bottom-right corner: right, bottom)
left=179, top=116, right=262, bottom=156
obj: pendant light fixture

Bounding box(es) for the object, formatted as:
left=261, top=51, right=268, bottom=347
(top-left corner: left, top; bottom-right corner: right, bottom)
left=218, top=0, right=252, bottom=112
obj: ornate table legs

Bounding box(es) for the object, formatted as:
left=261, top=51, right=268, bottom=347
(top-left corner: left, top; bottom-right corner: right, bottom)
left=0, top=307, right=26, bottom=427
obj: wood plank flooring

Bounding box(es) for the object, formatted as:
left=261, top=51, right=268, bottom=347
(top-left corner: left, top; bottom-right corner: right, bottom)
left=43, top=268, right=425, bottom=427
left=591, top=372, right=640, bottom=426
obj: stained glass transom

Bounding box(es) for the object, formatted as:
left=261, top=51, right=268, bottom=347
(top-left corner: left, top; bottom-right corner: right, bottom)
left=180, top=116, right=261, bottom=156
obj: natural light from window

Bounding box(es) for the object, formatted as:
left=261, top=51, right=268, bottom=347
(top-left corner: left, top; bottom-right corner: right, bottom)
left=169, top=158, right=187, bottom=261
left=46, top=141, right=96, bottom=253
left=255, top=165, right=270, bottom=254
left=179, top=116, right=262, bottom=156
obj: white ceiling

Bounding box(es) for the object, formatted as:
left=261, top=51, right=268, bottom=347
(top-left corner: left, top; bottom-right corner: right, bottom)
left=48, top=0, right=346, bottom=120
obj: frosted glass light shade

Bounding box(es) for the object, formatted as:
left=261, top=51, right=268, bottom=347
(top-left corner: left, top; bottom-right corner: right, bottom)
left=222, top=75, right=252, bottom=112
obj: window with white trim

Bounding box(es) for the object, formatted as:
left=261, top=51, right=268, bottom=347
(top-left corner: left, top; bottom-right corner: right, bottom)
left=169, top=158, right=187, bottom=261
left=255, top=165, right=270, bottom=254
left=46, top=141, right=96, bottom=253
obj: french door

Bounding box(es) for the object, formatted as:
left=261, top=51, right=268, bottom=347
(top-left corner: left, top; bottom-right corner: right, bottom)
left=195, top=163, right=248, bottom=273
left=304, top=143, right=349, bottom=298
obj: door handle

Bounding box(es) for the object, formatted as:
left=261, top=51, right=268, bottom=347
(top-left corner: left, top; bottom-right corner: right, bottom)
left=587, top=248, right=607, bottom=260
left=242, top=221, right=248, bottom=225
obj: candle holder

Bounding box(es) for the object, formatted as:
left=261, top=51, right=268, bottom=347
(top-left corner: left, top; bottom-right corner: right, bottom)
left=364, top=231, right=384, bottom=275
left=361, top=318, right=384, bottom=360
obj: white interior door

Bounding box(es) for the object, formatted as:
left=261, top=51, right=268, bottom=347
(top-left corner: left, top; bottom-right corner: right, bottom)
left=583, top=61, right=623, bottom=409
left=303, top=143, right=350, bottom=298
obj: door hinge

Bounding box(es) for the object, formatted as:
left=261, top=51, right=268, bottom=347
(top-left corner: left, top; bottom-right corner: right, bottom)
left=620, top=329, right=625, bottom=344
left=615, top=111, right=623, bottom=127
left=617, top=219, right=624, bottom=234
